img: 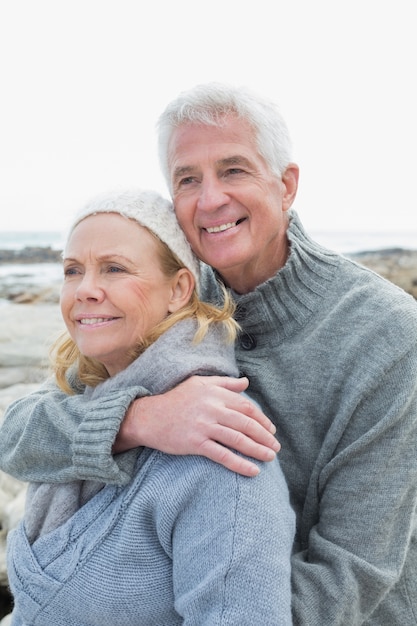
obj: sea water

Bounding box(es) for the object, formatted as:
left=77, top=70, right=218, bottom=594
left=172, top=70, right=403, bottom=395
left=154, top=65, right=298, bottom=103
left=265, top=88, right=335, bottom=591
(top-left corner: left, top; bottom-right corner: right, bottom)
left=0, top=230, right=64, bottom=251
left=1, top=228, right=416, bottom=256
left=312, top=230, right=417, bottom=255
left=0, top=232, right=64, bottom=304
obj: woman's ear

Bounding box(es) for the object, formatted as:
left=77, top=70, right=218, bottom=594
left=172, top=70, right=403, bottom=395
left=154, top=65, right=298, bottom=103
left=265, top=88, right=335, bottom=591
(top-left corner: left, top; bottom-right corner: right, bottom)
left=168, top=268, right=195, bottom=313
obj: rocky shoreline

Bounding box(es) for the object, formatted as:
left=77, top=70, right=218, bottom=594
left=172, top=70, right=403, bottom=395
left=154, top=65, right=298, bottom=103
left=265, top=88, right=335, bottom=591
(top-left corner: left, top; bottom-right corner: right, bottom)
left=0, top=246, right=416, bottom=619
left=1, top=245, right=417, bottom=304
left=0, top=246, right=62, bottom=265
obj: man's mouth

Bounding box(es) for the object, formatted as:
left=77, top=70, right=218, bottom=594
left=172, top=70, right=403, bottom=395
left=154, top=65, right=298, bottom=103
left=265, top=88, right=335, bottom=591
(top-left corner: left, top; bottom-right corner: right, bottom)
left=205, top=218, right=245, bottom=234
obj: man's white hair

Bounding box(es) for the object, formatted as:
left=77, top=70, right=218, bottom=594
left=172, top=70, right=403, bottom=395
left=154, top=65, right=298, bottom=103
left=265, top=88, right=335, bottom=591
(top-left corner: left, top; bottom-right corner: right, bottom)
left=157, top=82, right=293, bottom=192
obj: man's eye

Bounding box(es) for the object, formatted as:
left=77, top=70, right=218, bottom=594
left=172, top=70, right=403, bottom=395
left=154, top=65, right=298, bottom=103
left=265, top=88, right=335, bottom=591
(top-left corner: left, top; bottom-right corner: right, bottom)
left=179, top=176, right=195, bottom=185
left=225, top=168, right=244, bottom=176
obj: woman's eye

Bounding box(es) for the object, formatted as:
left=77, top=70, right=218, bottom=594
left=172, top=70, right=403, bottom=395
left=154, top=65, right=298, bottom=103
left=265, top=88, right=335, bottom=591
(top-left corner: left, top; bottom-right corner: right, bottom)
left=107, top=265, right=125, bottom=273
left=63, top=267, right=79, bottom=277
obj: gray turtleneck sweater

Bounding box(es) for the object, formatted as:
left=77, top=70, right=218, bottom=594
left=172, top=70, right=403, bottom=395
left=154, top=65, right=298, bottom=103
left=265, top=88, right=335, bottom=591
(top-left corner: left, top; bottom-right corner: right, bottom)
left=1, top=211, right=417, bottom=625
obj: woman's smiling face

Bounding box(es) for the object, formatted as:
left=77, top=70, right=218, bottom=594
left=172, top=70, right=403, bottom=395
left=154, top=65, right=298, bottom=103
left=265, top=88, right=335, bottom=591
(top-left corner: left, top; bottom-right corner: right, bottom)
left=61, top=213, right=180, bottom=376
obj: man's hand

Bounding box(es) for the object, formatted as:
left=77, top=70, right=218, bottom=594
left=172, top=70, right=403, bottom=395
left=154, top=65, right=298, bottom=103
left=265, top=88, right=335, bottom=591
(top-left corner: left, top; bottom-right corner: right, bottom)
left=113, top=376, right=280, bottom=476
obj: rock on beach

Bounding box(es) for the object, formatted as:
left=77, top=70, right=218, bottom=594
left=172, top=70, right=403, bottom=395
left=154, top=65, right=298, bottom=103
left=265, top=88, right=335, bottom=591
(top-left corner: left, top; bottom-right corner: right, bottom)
left=350, top=248, right=417, bottom=299
left=0, top=247, right=416, bottom=618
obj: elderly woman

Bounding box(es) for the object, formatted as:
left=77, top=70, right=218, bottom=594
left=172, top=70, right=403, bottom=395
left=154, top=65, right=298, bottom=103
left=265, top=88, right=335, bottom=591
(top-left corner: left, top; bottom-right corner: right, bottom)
left=6, top=189, right=294, bottom=626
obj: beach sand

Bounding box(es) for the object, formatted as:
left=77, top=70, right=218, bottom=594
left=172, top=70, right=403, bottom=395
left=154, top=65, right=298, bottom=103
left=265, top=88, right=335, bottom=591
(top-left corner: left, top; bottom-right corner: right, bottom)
left=0, top=303, right=63, bottom=615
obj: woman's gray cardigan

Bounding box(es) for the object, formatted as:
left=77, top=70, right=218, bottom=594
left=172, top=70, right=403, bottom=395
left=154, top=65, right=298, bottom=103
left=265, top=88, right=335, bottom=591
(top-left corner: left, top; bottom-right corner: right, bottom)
left=7, top=320, right=294, bottom=625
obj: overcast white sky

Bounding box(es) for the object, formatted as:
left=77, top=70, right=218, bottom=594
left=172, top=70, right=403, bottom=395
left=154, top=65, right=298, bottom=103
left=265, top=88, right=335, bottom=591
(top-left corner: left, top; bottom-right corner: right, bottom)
left=1, top=0, right=416, bottom=239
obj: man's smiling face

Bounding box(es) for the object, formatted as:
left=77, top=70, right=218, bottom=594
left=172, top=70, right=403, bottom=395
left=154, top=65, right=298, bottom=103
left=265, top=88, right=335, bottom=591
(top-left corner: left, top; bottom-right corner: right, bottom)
left=168, top=115, right=298, bottom=294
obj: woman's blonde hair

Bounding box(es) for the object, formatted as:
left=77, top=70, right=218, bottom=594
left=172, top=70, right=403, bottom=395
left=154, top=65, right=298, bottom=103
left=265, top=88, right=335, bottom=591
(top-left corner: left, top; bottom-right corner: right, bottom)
left=52, top=229, right=239, bottom=394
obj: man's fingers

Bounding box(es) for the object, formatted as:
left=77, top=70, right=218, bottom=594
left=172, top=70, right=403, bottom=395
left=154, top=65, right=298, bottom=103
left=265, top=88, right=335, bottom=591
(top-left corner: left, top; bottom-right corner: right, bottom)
left=197, top=439, right=262, bottom=477
left=198, top=376, right=277, bottom=434
left=223, top=382, right=277, bottom=434
left=195, top=425, right=279, bottom=470
left=219, top=426, right=280, bottom=459
left=204, top=412, right=280, bottom=451
left=238, top=412, right=280, bottom=448
left=239, top=396, right=277, bottom=434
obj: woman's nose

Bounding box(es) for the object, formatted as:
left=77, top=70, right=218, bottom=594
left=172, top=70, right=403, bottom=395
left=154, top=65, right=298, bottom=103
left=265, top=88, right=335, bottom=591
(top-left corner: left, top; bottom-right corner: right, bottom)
left=75, top=273, right=105, bottom=302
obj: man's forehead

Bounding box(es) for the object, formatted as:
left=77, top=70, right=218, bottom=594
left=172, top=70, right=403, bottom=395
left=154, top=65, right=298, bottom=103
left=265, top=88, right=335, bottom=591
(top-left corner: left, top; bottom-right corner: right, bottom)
left=169, top=121, right=258, bottom=170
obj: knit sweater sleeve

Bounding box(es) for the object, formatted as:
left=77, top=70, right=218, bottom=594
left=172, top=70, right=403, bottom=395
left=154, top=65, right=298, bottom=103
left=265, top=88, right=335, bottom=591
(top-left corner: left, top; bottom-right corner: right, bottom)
left=0, top=378, right=148, bottom=484
left=154, top=452, right=295, bottom=625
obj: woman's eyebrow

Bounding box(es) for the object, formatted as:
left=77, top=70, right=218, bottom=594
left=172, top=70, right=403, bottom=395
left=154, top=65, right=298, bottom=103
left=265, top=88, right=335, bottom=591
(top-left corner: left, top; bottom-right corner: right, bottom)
left=63, top=253, right=133, bottom=264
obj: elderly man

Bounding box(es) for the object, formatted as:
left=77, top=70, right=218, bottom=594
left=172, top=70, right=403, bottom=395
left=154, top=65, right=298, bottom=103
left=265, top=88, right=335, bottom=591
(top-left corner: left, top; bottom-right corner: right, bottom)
left=1, top=83, right=417, bottom=624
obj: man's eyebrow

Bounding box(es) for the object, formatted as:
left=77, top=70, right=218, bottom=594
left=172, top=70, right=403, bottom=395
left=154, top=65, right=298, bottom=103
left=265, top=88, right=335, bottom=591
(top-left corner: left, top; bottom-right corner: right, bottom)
left=173, top=156, right=252, bottom=180
left=173, top=165, right=195, bottom=181
left=217, top=155, right=252, bottom=168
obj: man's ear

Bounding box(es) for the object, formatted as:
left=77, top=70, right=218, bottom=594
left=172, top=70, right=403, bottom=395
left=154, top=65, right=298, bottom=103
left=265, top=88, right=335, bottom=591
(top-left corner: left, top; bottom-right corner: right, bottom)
left=281, top=164, right=299, bottom=211
left=168, top=268, right=195, bottom=313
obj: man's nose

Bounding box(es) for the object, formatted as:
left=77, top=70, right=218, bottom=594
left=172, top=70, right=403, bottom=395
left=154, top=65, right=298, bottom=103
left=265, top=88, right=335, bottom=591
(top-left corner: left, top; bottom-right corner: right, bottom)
left=196, top=177, right=229, bottom=212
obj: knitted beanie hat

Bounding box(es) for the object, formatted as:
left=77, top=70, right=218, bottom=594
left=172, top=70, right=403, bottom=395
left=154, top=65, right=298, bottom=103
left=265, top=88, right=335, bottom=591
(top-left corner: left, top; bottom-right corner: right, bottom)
left=68, top=188, right=200, bottom=288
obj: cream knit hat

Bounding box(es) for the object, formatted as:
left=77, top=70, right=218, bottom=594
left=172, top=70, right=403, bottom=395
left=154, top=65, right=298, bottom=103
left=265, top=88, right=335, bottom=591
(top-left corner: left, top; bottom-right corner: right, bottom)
left=68, top=189, right=200, bottom=288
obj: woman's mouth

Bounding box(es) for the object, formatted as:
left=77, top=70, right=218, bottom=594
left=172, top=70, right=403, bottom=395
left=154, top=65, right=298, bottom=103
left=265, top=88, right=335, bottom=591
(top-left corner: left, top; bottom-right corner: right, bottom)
left=78, top=317, right=117, bottom=325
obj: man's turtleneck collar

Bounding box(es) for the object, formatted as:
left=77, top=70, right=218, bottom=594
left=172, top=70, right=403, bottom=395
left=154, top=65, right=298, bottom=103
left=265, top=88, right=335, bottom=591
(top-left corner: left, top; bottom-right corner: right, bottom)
left=202, top=211, right=341, bottom=343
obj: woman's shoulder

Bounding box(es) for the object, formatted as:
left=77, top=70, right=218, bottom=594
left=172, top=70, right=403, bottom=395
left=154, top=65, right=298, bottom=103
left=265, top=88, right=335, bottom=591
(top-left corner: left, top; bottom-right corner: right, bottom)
left=144, top=450, right=290, bottom=510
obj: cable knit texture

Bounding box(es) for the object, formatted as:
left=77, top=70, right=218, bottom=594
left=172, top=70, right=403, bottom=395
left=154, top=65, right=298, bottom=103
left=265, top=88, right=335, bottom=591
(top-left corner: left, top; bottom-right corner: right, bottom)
left=7, top=320, right=295, bottom=625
